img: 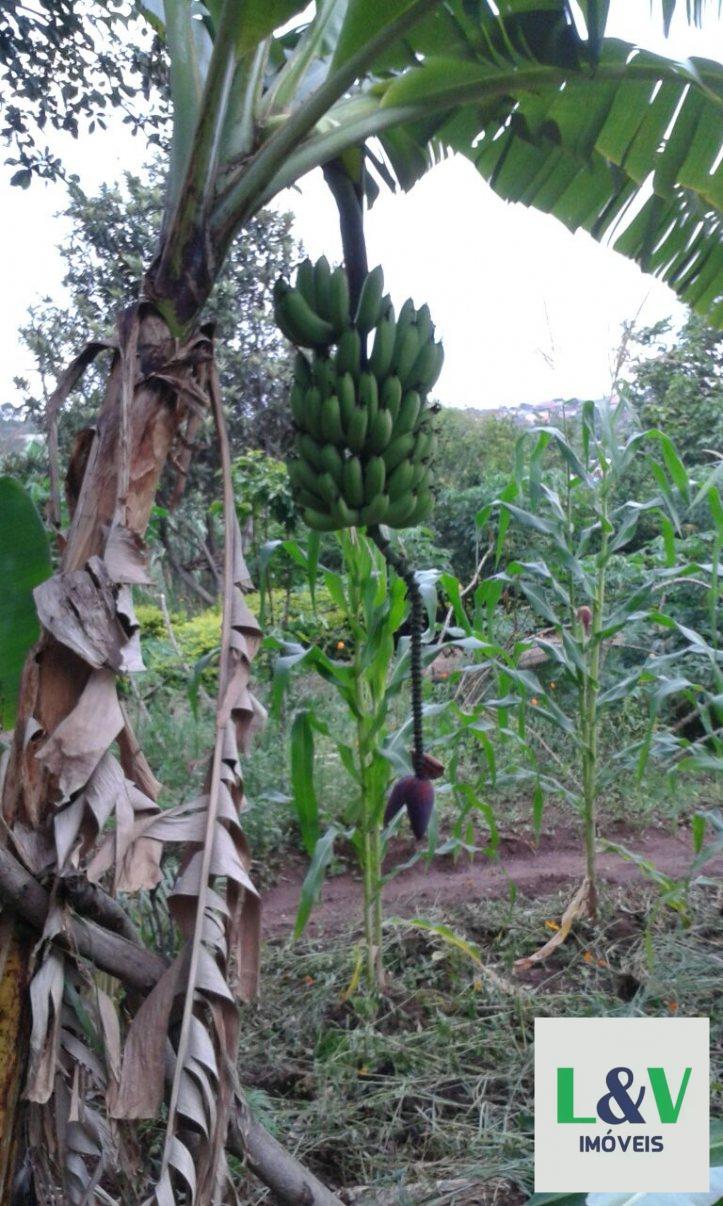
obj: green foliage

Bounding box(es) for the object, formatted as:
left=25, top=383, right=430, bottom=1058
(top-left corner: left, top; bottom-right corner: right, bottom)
left=232, top=451, right=296, bottom=532
left=136, top=584, right=350, bottom=685
left=434, top=409, right=520, bottom=492
left=624, top=314, right=723, bottom=469
left=433, top=475, right=510, bottom=582
left=0, top=477, right=52, bottom=728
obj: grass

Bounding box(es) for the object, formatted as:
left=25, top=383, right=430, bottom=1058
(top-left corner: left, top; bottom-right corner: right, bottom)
left=234, top=883, right=723, bottom=1203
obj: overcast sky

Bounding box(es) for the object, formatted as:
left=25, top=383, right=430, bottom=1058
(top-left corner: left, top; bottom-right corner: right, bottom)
left=1, top=2, right=721, bottom=411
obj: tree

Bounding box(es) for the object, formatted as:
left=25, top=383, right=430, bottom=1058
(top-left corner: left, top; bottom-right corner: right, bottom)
left=1, top=2, right=722, bottom=1202
left=0, top=1, right=167, bottom=184
left=434, top=408, right=520, bottom=492
left=623, top=312, right=723, bottom=467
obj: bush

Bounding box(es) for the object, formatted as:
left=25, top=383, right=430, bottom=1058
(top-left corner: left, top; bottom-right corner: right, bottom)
left=136, top=585, right=350, bottom=684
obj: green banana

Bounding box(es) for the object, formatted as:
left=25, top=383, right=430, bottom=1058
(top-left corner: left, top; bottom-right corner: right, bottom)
left=405, top=489, right=434, bottom=526
left=342, top=456, right=364, bottom=508
left=293, top=351, right=312, bottom=389
left=312, top=353, right=335, bottom=397
left=277, top=282, right=334, bottom=348
left=273, top=280, right=303, bottom=344
left=359, top=371, right=378, bottom=422
left=367, top=407, right=393, bottom=454
left=313, top=255, right=332, bottom=320
left=410, top=459, right=429, bottom=489
left=337, top=372, right=356, bottom=430
left=301, top=386, right=323, bottom=439
left=331, top=496, right=358, bottom=528
left=386, top=459, right=414, bottom=502
left=288, top=456, right=323, bottom=498
left=425, top=341, right=445, bottom=391
left=354, top=265, right=385, bottom=335
left=363, top=455, right=386, bottom=504
left=321, top=395, right=344, bottom=444
left=296, top=259, right=317, bottom=307
left=380, top=375, right=403, bottom=421
left=392, top=297, right=416, bottom=357
left=321, top=443, right=344, bottom=485
left=360, top=494, right=389, bottom=526
left=409, top=338, right=444, bottom=391
left=298, top=433, right=325, bottom=471
left=296, top=486, right=325, bottom=511
left=345, top=405, right=368, bottom=453
left=335, top=328, right=361, bottom=377
left=396, top=389, right=422, bottom=435
left=414, top=304, right=433, bottom=348
left=303, top=507, right=339, bottom=532
left=317, top=472, right=339, bottom=506
left=290, top=381, right=306, bottom=428
left=384, top=493, right=416, bottom=528
left=394, top=324, right=422, bottom=385
left=379, top=294, right=394, bottom=322
left=329, top=266, right=350, bottom=335
left=413, top=431, right=431, bottom=463
left=368, top=317, right=396, bottom=379
left=383, top=433, right=415, bottom=473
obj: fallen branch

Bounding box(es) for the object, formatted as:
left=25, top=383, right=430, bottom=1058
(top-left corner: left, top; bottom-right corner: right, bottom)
left=0, top=846, right=165, bottom=991
left=230, top=1106, right=343, bottom=1206
left=59, top=873, right=141, bottom=945
left=0, top=843, right=342, bottom=1204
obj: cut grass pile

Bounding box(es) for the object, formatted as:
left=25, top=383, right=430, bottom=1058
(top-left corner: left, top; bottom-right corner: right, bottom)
left=236, top=883, right=722, bottom=1204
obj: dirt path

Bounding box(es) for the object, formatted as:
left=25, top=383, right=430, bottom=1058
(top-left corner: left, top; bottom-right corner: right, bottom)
left=261, top=824, right=718, bottom=939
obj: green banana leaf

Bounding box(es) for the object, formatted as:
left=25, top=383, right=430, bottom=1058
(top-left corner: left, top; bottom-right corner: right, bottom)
left=138, top=1, right=723, bottom=330
left=0, top=476, right=52, bottom=730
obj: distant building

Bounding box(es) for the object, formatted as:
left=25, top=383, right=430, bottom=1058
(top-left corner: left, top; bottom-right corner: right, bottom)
left=482, top=397, right=589, bottom=426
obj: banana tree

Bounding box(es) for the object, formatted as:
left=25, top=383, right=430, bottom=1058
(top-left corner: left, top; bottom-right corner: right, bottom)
left=1, top=1, right=722, bottom=1202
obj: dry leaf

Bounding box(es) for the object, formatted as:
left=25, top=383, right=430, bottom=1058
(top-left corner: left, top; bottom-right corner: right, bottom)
left=513, top=878, right=591, bottom=971
left=34, top=558, right=143, bottom=675
left=110, top=957, right=186, bottom=1119
left=27, top=949, right=65, bottom=1103
left=104, top=525, right=151, bottom=585
left=37, top=671, right=124, bottom=798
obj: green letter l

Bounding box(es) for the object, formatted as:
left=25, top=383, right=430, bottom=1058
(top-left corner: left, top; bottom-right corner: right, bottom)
left=557, top=1068, right=596, bottom=1123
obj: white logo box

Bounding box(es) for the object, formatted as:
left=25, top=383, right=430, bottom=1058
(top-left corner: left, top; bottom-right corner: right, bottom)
left=534, top=1017, right=709, bottom=1193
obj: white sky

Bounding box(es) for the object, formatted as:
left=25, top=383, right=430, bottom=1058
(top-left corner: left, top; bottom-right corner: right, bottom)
left=0, top=1, right=721, bottom=411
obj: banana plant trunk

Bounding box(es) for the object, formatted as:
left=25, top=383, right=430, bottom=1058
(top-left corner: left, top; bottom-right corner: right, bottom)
left=0, top=305, right=202, bottom=1198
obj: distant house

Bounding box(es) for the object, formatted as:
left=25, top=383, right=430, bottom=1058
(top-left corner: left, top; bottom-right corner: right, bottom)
left=466, top=397, right=591, bottom=427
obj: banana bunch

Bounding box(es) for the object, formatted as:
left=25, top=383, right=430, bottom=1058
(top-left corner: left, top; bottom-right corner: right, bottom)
left=275, top=260, right=443, bottom=532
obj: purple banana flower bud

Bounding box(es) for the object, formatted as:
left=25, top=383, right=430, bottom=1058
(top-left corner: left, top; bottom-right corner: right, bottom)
left=384, top=775, right=435, bottom=840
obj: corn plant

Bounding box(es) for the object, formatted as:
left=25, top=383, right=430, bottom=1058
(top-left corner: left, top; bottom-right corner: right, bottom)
left=483, top=401, right=718, bottom=927
left=266, top=530, right=449, bottom=990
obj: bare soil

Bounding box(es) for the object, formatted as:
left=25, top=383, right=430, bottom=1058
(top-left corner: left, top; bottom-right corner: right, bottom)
left=261, top=820, right=717, bottom=939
